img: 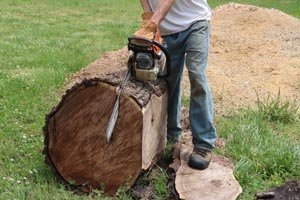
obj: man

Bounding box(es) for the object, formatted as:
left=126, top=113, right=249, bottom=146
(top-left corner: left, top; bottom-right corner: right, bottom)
left=135, top=0, right=217, bottom=170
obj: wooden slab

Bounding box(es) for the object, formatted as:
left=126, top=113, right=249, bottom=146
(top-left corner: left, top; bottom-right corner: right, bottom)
left=174, top=132, right=242, bottom=200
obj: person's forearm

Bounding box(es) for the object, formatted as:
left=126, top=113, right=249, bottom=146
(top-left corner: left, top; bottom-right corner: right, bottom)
left=140, top=0, right=152, bottom=12
left=152, top=0, right=175, bottom=25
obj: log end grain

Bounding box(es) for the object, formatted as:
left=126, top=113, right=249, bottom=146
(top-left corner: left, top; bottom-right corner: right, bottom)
left=44, top=80, right=143, bottom=195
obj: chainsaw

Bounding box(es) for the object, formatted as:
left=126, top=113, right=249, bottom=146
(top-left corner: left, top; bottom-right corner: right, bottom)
left=105, top=36, right=170, bottom=143
left=127, top=36, right=170, bottom=81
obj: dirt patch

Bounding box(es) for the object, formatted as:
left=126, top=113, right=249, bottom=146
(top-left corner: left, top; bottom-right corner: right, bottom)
left=182, top=3, right=300, bottom=115
left=256, top=180, right=300, bottom=200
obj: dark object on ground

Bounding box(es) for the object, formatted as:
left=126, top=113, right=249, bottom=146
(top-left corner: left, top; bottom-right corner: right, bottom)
left=256, top=180, right=300, bottom=200
left=43, top=48, right=168, bottom=195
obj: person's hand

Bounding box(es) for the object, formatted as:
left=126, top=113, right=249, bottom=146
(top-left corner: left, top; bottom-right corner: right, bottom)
left=134, top=12, right=158, bottom=40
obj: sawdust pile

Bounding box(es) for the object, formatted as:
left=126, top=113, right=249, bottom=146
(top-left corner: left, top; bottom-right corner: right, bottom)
left=182, top=3, right=300, bottom=114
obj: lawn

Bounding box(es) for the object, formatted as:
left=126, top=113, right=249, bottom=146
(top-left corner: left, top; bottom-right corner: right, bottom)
left=0, top=0, right=299, bottom=199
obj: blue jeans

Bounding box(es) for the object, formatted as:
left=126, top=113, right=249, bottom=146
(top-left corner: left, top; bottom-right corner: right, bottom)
left=163, top=20, right=217, bottom=151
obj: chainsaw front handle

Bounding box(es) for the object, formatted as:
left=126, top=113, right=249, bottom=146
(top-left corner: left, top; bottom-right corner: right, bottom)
left=152, top=40, right=170, bottom=79
left=128, top=36, right=171, bottom=79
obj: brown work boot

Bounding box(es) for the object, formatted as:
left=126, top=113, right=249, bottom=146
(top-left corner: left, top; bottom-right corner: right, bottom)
left=188, top=148, right=212, bottom=170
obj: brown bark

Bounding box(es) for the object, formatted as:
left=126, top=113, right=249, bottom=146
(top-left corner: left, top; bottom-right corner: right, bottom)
left=43, top=48, right=168, bottom=195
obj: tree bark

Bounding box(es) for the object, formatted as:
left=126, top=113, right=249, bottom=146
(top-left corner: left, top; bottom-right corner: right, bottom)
left=43, top=48, right=168, bottom=195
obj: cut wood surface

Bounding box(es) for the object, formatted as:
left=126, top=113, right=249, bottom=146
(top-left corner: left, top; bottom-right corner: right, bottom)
left=172, top=131, right=242, bottom=200
left=44, top=48, right=168, bottom=195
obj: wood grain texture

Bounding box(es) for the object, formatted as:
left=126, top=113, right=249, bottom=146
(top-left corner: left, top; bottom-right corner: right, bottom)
left=47, top=82, right=142, bottom=195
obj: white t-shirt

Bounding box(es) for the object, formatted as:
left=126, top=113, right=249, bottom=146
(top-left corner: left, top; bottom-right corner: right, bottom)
left=148, top=0, right=211, bottom=36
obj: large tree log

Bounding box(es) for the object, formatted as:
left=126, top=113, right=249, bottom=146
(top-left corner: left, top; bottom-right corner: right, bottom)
left=43, top=48, right=168, bottom=195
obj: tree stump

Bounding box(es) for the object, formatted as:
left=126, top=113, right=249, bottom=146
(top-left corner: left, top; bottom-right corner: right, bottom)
left=43, top=48, right=168, bottom=195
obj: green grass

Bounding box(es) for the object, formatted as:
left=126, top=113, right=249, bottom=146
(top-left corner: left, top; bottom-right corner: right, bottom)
left=256, top=92, right=299, bottom=124
left=216, top=96, right=300, bottom=199
left=0, top=0, right=299, bottom=199
left=150, top=167, right=169, bottom=200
